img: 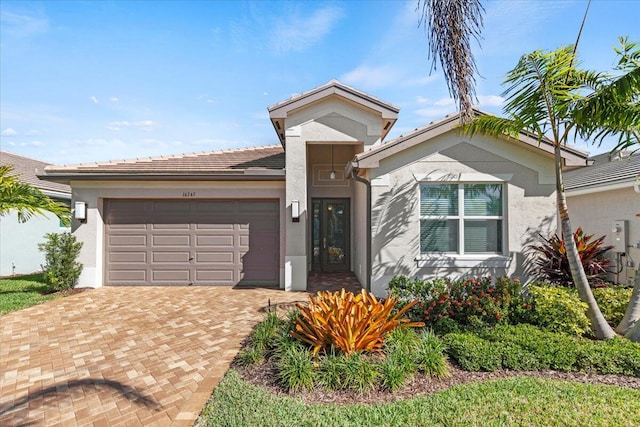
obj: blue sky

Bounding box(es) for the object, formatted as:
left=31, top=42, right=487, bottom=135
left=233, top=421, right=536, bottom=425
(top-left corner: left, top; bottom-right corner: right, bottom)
left=1, top=0, right=638, bottom=165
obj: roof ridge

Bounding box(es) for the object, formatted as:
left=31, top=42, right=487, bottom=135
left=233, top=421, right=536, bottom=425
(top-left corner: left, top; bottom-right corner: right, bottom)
left=0, top=150, right=52, bottom=166
left=47, top=144, right=283, bottom=170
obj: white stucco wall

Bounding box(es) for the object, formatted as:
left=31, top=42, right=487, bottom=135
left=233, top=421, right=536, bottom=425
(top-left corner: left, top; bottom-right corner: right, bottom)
left=0, top=211, right=68, bottom=276
left=368, top=130, right=559, bottom=296
left=567, top=186, right=640, bottom=286
left=70, top=180, right=285, bottom=288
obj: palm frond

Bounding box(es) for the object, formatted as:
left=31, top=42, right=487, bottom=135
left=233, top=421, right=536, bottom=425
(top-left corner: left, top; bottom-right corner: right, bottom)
left=419, top=0, right=484, bottom=122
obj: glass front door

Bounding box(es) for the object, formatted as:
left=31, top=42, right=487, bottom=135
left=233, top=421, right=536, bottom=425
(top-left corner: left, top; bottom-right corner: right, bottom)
left=312, top=199, right=350, bottom=272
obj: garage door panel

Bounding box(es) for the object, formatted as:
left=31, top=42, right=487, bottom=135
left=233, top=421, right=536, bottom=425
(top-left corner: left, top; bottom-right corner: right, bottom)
left=109, top=252, right=147, bottom=263
left=195, top=252, right=235, bottom=263
left=152, top=252, right=191, bottom=263
left=105, top=199, right=279, bottom=286
left=109, top=269, right=147, bottom=282
left=109, top=234, right=147, bottom=247
left=152, top=235, right=190, bottom=247
left=195, top=235, right=235, bottom=247
left=152, top=269, right=191, bottom=282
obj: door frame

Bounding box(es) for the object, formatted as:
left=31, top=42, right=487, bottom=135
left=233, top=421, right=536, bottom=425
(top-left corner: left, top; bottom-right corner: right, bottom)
left=310, top=198, right=350, bottom=272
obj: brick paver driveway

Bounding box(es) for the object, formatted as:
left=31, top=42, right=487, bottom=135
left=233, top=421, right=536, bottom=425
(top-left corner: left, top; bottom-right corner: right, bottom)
left=0, top=286, right=307, bottom=426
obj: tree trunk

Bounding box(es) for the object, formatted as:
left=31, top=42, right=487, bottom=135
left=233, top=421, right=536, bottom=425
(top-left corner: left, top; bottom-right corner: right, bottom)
left=555, top=146, right=616, bottom=339
left=616, top=269, right=640, bottom=335
left=625, top=318, right=640, bottom=342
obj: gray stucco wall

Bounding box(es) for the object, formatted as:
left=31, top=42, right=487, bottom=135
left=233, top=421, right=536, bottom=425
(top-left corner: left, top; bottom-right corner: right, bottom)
left=369, top=130, right=558, bottom=296
left=567, top=186, right=640, bottom=286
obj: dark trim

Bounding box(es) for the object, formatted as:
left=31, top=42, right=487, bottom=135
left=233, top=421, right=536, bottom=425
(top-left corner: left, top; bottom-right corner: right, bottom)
left=39, top=172, right=285, bottom=185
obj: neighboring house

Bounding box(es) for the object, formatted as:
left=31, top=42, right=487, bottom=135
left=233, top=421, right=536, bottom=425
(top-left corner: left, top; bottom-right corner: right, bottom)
left=42, top=80, right=590, bottom=295
left=565, top=151, right=640, bottom=286
left=0, top=151, right=72, bottom=276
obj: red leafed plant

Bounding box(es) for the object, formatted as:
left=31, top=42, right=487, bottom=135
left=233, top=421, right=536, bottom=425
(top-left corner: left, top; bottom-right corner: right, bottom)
left=291, top=289, right=424, bottom=355
left=530, top=227, right=614, bottom=287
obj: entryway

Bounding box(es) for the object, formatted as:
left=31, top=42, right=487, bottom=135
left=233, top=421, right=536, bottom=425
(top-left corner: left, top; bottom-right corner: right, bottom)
left=311, top=198, right=350, bottom=272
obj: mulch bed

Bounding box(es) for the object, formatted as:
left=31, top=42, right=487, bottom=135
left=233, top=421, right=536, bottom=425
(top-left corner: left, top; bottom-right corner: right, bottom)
left=234, top=359, right=640, bottom=405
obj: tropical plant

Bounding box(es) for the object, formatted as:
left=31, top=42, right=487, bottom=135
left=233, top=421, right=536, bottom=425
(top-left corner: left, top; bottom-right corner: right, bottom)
left=291, top=289, right=424, bottom=355
left=464, top=40, right=640, bottom=339
left=0, top=165, right=70, bottom=226
left=530, top=227, right=614, bottom=287
left=418, top=0, right=484, bottom=122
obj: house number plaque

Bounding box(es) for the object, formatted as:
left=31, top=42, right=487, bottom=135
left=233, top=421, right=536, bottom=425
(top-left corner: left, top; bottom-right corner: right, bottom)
left=182, top=192, right=196, bottom=197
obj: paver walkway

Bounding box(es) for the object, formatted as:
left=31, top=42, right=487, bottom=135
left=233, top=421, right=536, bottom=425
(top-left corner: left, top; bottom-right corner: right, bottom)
left=0, top=286, right=309, bottom=426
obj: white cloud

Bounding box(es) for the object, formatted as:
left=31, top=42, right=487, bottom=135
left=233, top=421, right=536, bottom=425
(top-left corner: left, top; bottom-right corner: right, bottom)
left=1, top=128, right=18, bottom=136
left=341, top=65, right=401, bottom=90
left=0, top=10, right=49, bottom=38
left=25, top=129, right=40, bottom=136
left=89, top=96, right=99, bottom=104
left=107, top=120, right=156, bottom=131
left=402, top=74, right=440, bottom=87
left=415, top=96, right=431, bottom=105
left=272, top=6, right=344, bottom=54
left=434, top=97, right=455, bottom=107
left=109, top=97, right=119, bottom=103
left=477, top=95, right=505, bottom=108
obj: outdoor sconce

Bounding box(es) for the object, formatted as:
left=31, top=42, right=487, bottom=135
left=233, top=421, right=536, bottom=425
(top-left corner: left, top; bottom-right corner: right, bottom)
left=74, top=201, right=87, bottom=222
left=291, top=200, right=300, bottom=222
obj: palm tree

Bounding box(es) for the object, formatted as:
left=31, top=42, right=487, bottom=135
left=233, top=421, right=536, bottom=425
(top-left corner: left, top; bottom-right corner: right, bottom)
left=0, top=165, right=71, bottom=227
left=418, top=0, right=484, bottom=123
left=464, top=41, right=639, bottom=339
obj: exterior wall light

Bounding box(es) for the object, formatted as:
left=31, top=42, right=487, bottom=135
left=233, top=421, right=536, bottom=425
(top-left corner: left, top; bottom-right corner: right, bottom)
left=74, top=201, right=87, bottom=222
left=291, top=200, right=300, bottom=222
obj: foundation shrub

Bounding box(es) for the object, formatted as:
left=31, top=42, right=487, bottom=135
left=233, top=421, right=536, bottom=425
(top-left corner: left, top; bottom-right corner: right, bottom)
left=592, top=286, right=633, bottom=327
left=444, top=324, right=640, bottom=375
left=526, top=285, right=590, bottom=336
left=388, top=275, right=522, bottom=328
left=38, top=232, right=83, bottom=291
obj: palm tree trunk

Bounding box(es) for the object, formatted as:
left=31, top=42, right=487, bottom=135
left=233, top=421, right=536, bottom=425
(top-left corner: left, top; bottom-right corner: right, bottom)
left=555, top=146, right=616, bottom=339
left=616, top=269, right=640, bottom=335
left=625, top=318, right=640, bottom=342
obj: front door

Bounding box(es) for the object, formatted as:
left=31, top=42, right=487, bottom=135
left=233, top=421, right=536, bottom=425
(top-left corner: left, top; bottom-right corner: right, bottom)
left=311, top=199, right=350, bottom=272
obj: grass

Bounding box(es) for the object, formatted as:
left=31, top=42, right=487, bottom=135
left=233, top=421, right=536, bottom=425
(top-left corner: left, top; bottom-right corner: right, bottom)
left=0, top=273, right=60, bottom=315
left=199, top=370, right=640, bottom=427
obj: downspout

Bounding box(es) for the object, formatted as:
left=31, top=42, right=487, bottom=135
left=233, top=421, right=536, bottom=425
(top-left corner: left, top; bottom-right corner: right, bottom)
left=351, top=162, right=371, bottom=292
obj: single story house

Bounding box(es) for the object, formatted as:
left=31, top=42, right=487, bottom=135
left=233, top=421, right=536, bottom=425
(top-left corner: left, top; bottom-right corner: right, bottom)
left=0, top=151, right=71, bottom=276
left=565, top=151, right=640, bottom=286
left=42, top=80, right=590, bottom=295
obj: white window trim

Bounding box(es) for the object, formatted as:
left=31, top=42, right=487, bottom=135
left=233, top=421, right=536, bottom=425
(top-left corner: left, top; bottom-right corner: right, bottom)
left=418, top=181, right=507, bottom=259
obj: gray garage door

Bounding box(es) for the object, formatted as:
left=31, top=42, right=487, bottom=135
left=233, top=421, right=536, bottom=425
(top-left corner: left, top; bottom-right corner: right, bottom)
left=104, top=199, right=279, bottom=286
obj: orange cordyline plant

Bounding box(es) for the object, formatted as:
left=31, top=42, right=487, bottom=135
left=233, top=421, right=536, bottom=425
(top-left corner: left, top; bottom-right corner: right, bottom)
left=291, top=289, right=424, bottom=355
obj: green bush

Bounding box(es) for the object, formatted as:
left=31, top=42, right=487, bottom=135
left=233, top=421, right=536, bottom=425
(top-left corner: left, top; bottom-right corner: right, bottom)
left=527, top=285, right=590, bottom=336
left=444, top=324, right=640, bottom=376
left=38, top=232, right=83, bottom=291
left=274, top=341, right=315, bottom=391
left=414, top=330, right=450, bottom=378
left=592, top=286, right=632, bottom=327
left=388, top=275, right=522, bottom=328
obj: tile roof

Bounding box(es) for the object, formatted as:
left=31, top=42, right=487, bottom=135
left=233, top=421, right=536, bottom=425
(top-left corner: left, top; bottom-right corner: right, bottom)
left=565, top=151, right=640, bottom=191
left=44, top=145, right=285, bottom=175
left=0, top=151, right=71, bottom=195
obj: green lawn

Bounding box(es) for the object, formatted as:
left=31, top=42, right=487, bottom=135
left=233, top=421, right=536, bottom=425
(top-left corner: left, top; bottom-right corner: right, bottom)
left=0, top=273, right=60, bottom=315
left=199, top=370, right=640, bottom=427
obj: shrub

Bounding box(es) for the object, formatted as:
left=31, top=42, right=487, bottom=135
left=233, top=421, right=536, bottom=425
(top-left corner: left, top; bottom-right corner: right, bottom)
left=414, top=330, right=450, bottom=378
left=529, top=227, right=613, bottom=287
left=38, top=232, right=83, bottom=291
left=341, top=353, right=380, bottom=392
left=592, top=286, right=632, bottom=327
left=527, top=285, right=590, bottom=336
left=389, top=275, right=521, bottom=328
left=291, top=289, right=423, bottom=355
left=444, top=324, right=640, bottom=376
left=388, top=276, right=448, bottom=321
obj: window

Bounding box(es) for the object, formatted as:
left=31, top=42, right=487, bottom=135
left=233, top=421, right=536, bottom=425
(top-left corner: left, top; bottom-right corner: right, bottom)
left=420, top=183, right=503, bottom=254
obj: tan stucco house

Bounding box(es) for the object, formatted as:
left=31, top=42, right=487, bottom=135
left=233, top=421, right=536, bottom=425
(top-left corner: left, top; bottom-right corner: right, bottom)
left=42, top=80, right=590, bottom=295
